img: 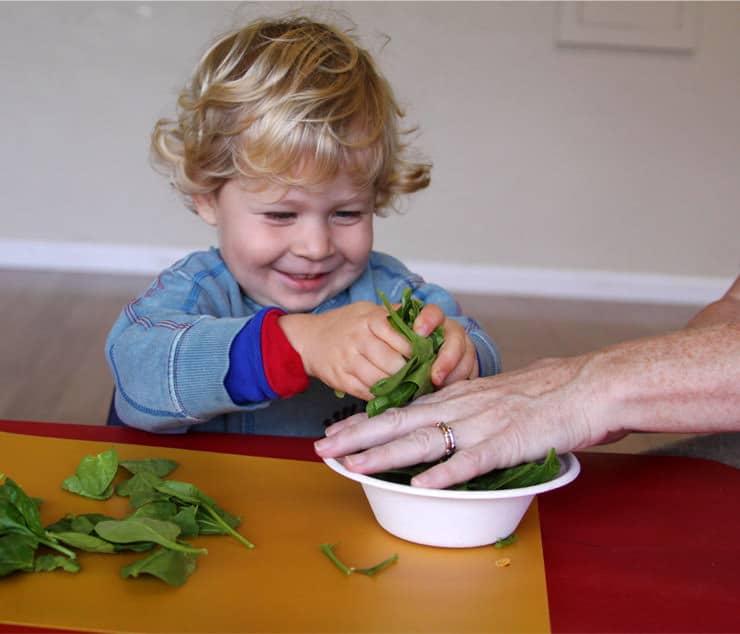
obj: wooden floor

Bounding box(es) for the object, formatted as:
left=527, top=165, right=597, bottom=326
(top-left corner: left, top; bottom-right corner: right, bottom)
left=0, top=268, right=700, bottom=453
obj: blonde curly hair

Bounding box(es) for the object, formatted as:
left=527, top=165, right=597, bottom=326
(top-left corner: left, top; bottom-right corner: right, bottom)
left=151, top=16, right=431, bottom=213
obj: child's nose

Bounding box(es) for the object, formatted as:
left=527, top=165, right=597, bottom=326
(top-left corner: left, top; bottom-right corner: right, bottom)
left=293, top=221, right=334, bottom=260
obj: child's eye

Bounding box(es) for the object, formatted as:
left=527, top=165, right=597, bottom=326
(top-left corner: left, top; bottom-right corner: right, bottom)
left=333, top=210, right=365, bottom=224
left=263, top=212, right=296, bottom=223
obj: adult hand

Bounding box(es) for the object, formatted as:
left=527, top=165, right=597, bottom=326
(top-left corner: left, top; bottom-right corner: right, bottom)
left=315, top=321, right=740, bottom=489
left=314, top=353, right=613, bottom=488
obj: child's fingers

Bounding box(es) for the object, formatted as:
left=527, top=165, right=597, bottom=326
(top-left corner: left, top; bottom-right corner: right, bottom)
left=336, top=376, right=374, bottom=402
left=332, top=358, right=387, bottom=402
left=369, top=311, right=414, bottom=357
left=442, top=339, right=478, bottom=385
left=432, top=334, right=478, bottom=386
left=430, top=334, right=465, bottom=385
left=412, top=304, right=445, bottom=337
left=362, top=336, right=409, bottom=377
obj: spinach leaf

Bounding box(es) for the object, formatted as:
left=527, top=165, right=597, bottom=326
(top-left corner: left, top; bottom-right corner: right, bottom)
left=454, top=448, right=561, bottom=491
left=116, top=470, right=168, bottom=508
left=369, top=355, right=418, bottom=396
left=133, top=502, right=200, bottom=537
left=172, top=506, right=200, bottom=538
left=155, top=481, right=253, bottom=549
left=0, top=534, right=37, bottom=577
left=0, top=477, right=76, bottom=559
left=53, top=531, right=118, bottom=554
left=34, top=554, right=81, bottom=573
left=130, top=501, right=180, bottom=522
left=46, top=513, right=116, bottom=535
left=120, top=458, right=178, bottom=478
left=61, top=447, right=119, bottom=500
left=1, top=476, right=44, bottom=535
left=94, top=518, right=207, bottom=555
left=117, top=471, right=251, bottom=547
left=45, top=513, right=152, bottom=553
left=120, top=547, right=197, bottom=587
left=195, top=506, right=238, bottom=535
left=373, top=449, right=562, bottom=491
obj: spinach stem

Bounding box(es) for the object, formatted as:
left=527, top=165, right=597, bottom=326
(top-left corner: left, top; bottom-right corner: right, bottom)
left=168, top=541, right=208, bottom=555
left=202, top=504, right=254, bottom=549
left=39, top=535, right=77, bottom=560
left=353, top=553, right=399, bottom=576
left=320, top=543, right=352, bottom=575
left=320, top=544, right=398, bottom=577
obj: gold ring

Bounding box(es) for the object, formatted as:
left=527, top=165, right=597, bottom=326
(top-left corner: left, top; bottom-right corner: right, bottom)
left=436, top=421, right=456, bottom=458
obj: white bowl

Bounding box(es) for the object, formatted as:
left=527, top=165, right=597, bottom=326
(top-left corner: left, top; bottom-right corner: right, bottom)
left=323, top=453, right=580, bottom=548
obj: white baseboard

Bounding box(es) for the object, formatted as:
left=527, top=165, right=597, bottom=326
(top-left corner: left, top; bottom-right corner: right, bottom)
left=0, top=240, right=191, bottom=276
left=0, top=239, right=733, bottom=305
left=405, top=260, right=733, bottom=306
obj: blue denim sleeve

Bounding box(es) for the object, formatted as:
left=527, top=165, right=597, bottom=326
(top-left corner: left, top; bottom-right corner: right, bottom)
left=105, top=257, right=261, bottom=433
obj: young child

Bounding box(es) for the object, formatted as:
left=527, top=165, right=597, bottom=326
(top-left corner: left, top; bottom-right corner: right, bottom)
left=106, top=16, right=501, bottom=437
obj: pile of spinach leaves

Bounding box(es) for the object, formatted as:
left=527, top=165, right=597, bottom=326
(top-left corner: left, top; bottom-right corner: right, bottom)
left=1, top=447, right=253, bottom=586
left=366, top=288, right=444, bottom=417
left=372, top=448, right=562, bottom=491
left=0, top=472, right=79, bottom=577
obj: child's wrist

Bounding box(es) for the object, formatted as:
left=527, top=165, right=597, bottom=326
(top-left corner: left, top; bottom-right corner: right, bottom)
left=278, top=313, right=316, bottom=376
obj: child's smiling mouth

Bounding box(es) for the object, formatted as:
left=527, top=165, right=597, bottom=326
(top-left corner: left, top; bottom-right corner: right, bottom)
left=276, top=270, right=331, bottom=289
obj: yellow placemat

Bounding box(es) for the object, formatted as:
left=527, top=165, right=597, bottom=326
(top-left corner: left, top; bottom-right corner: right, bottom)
left=0, top=431, right=550, bottom=633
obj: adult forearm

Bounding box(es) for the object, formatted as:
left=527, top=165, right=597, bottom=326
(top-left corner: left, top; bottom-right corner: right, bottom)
left=587, top=323, right=740, bottom=436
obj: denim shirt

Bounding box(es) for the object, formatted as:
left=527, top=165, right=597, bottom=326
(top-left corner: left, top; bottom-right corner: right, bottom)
left=106, top=248, right=501, bottom=437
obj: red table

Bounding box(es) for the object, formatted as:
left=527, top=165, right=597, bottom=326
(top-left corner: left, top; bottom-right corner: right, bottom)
left=1, top=419, right=738, bottom=633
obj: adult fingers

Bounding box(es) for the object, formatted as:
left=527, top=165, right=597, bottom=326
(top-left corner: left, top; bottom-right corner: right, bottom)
left=410, top=418, right=566, bottom=489
left=316, top=399, right=457, bottom=459
left=410, top=446, right=491, bottom=489
left=340, top=423, right=458, bottom=474
left=327, top=407, right=528, bottom=486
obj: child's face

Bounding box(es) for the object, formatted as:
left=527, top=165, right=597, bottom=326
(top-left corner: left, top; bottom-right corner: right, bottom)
left=194, top=169, right=374, bottom=312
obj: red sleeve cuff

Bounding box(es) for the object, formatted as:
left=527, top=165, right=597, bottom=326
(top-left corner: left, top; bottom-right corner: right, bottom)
left=261, top=309, right=310, bottom=398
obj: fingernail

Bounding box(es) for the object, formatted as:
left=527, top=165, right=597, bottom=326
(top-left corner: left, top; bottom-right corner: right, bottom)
left=314, top=439, right=329, bottom=454
left=410, top=475, right=427, bottom=488
left=344, top=453, right=366, bottom=469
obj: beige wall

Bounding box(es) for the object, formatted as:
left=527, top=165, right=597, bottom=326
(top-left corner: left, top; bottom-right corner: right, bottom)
left=1, top=1, right=738, bottom=278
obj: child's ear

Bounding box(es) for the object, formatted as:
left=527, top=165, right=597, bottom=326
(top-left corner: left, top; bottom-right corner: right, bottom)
left=192, top=193, right=219, bottom=226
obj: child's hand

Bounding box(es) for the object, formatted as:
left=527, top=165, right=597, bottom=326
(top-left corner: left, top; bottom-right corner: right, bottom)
left=412, top=304, right=479, bottom=387
left=279, top=302, right=413, bottom=401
